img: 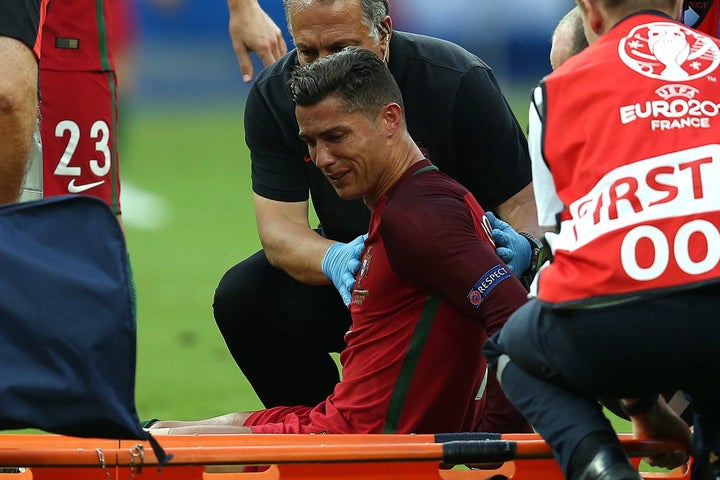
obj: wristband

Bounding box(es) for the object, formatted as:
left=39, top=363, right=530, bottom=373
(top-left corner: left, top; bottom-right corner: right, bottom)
left=517, top=232, right=549, bottom=291
left=518, top=232, right=547, bottom=275
left=518, top=232, right=548, bottom=281
left=620, top=394, right=659, bottom=416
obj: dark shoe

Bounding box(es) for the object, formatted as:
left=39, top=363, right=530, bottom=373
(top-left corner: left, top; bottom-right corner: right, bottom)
left=575, top=447, right=642, bottom=480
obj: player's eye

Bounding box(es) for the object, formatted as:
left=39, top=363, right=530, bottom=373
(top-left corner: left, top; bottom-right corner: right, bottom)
left=299, top=49, right=318, bottom=62
left=328, top=133, right=345, bottom=143
left=300, top=136, right=315, bottom=148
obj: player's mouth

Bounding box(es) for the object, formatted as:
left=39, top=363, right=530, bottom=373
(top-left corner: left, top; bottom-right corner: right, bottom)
left=327, top=170, right=350, bottom=182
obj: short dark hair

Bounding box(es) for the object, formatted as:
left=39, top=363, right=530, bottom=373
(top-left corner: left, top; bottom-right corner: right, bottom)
left=288, top=46, right=404, bottom=119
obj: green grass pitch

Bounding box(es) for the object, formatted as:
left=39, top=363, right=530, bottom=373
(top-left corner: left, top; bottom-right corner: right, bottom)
left=122, top=105, right=265, bottom=420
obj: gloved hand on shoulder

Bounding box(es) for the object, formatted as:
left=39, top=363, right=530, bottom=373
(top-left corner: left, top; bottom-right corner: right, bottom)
left=485, top=212, right=531, bottom=274
left=322, top=233, right=368, bottom=307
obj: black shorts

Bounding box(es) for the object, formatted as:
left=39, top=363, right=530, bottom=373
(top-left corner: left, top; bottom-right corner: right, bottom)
left=0, top=0, right=42, bottom=52
left=489, top=282, right=720, bottom=398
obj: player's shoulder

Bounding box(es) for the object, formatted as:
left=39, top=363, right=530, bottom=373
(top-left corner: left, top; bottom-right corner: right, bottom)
left=393, top=162, right=466, bottom=197
left=380, top=170, right=470, bottom=256
left=383, top=165, right=466, bottom=227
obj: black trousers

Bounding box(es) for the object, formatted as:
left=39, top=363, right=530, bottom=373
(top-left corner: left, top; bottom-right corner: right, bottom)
left=213, top=249, right=350, bottom=407
left=483, top=282, right=720, bottom=478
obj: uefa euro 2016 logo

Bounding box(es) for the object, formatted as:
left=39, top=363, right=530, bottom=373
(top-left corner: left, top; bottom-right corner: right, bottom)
left=618, top=22, right=720, bottom=81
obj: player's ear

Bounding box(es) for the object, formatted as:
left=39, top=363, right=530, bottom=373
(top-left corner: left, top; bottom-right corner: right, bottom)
left=381, top=102, right=403, bottom=135
left=379, top=16, right=392, bottom=39
left=579, top=0, right=605, bottom=39
left=378, top=17, right=392, bottom=62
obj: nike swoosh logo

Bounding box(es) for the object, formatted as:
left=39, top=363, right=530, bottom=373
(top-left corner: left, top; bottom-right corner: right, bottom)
left=67, top=178, right=105, bottom=193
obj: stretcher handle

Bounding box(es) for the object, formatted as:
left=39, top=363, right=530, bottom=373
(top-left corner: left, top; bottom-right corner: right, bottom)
left=0, top=438, right=687, bottom=467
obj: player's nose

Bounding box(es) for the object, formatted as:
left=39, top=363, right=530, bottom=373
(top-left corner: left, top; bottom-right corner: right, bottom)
left=314, top=144, right=335, bottom=169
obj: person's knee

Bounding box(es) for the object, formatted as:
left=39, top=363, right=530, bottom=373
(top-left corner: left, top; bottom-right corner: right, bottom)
left=214, top=266, right=258, bottom=326
left=483, top=333, right=505, bottom=371
left=498, top=301, right=541, bottom=354
left=214, top=264, right=249, bottom=303
left=213, top=252, right=277, bottom=331
left=0, top=37, right=37, bottom=115
left=0, top=37, right=38, bottom=203
left=484, top=300, right=545, bottom=381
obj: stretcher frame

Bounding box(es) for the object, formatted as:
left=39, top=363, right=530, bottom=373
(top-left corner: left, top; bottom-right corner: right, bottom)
left=0, top=433, right=691, bottom=480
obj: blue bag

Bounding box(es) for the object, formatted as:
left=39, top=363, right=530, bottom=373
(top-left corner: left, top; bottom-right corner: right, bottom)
left=0, top=196, right=168, bottom=462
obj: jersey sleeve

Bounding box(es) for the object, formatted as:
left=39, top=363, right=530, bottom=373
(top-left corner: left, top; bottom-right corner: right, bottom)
left=529, top=84, right=563, bottom=228
left=0, top=0, right=44, bottom=58
left=381, top=190, right=528, bottom=332
left=245, top=80, right=311, bottom=203
left=452, top=66, right=532, bottom=209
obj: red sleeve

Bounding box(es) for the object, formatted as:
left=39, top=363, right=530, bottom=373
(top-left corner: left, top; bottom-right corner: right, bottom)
left=380, top=185, right=528, bottom=332
left=244, top=405, right=317, bottom=434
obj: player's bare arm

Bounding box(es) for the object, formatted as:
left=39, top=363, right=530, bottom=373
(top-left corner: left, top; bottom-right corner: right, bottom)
left=228, top=0, right=287, bottom=83
left=150, top=412, right=254, bottom=435
left=253, top=193, right=333, bottom=285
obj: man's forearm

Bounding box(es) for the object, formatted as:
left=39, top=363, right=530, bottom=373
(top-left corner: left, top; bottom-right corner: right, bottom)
left=260, top=221, right=335, bottom=285
left=495, top=183, right=549, bottom=239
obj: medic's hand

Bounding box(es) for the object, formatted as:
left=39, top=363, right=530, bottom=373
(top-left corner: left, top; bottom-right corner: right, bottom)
left=321, top=234, right=367, bottom=307
left=486, top=212, right=531, bottom=274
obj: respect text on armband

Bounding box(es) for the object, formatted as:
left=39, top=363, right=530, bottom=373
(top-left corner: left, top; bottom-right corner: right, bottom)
left=467, top=265, right=511, bottom=308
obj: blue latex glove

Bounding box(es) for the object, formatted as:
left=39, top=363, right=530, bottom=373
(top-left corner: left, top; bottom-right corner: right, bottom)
left=321, top=234, right=368, bottom=307
left=485, top=211, right=531, bottom=274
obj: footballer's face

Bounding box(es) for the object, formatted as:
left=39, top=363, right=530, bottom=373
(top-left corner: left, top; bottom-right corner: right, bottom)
left=296, top=95, right=391, bottom=206
left=290, top=0, right=387, bottom=66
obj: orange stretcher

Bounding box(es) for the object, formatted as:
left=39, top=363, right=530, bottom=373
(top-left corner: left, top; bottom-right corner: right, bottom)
left=0, top=433, right=691, bottom=480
